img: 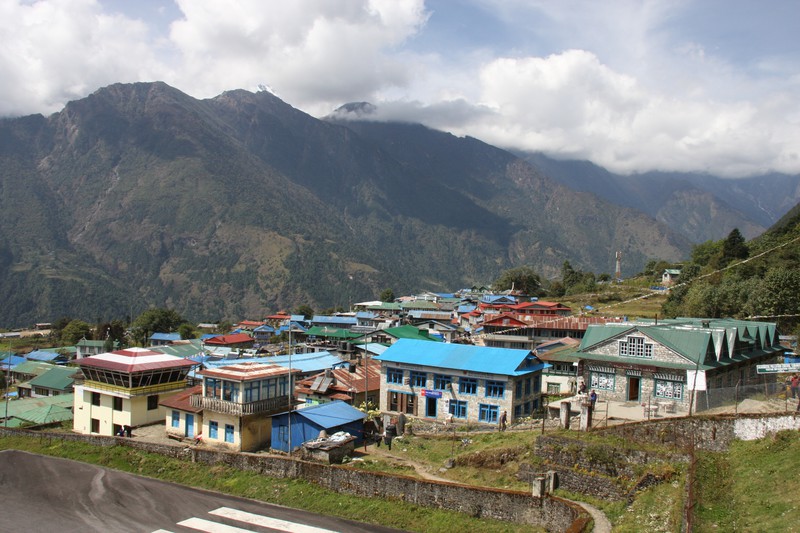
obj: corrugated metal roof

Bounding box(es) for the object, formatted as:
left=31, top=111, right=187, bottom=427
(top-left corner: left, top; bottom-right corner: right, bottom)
left=26, top=350, right=62, bottom=362
left=77, top=348, right=197, bottom=373
left=150, top=332, right=181, bottom=341
left=28, top=366, right=78, bottom=391
left=376, top=339, right=547, bottom=376
left=294, top=400, right=365, bottom=428
left=200, top=362, right=295, bottom=381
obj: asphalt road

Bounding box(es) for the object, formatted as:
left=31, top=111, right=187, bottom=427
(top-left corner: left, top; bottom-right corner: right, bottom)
left=0, top=450, right=404, bottom=532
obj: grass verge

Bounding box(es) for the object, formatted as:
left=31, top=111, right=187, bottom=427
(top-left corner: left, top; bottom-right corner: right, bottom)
left=694, top=430, right=800, bottom=532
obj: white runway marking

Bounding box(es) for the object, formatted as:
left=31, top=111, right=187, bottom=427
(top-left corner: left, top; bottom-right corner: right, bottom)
left=210, top=506, right=340, bottom=533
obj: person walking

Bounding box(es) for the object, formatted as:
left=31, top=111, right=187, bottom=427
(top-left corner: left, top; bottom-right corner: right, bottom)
left=589, top=390, right=597, bottom=412
left=499, top=410, right=508, bottom=431
left=791, top=374, right=799, bottom=399
left=383, top=418, right=397, bottom=450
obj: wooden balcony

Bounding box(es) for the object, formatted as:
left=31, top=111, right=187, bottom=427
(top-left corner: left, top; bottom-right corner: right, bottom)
left=190, top=394, right=290, bottom=416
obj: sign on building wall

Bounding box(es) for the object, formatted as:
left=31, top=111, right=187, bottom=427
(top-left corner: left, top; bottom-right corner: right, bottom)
left=686, top=370, right=707, bottom=391
left=420, top=389, right=442, bottom=398
left=756, top=363, right=800, bottom=374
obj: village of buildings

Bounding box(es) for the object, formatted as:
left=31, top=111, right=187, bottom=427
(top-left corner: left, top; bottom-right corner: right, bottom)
left=1, top=281, right=789, bottom=460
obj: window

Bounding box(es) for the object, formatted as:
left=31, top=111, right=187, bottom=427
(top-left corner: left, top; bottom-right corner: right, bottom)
left=209, top=421, right=218, bottom=439
left=514, top=404, right=522, bottom=419
left=533, top=376, right=540, bottom=393
left=515, top=380, right=523, bottom=397
left=205, top=378, right=220, bottom=398
left=263, top=378, right=277, bottom=398
left=387, top=367, right=404, bottom=384
left=655, top=379, right=684, bottom=400
left=459, top=377, right=477, bottom=395
left=146, top=395, right=159, bottom=410
left=433, top=374, right=452, bottom=390
left=590, top=371, right=615, bottom=391
left=525, top=378, right=532, bottom=395
left=113, top=396, right=123, bottom=411
left=410, top=371, right=427, bottom=388
left=171, top=410, right=180, bottom=428
left=224, top=424, right=235, bottom=443
left=388, top=391, right=416, bottom=415
left=485, top=380, right=505, bottom=398
left=449, top=400, right=467, bottom=419
left=478, top=404, right=499, bottom=423
left=222, top=381, right=238, bottom=402
left=619, top=336, right=653, bottom=358
left=547, top=382, right=560, bottom=395
left=90, top=392, right=101, bottom=406
left=91, top=418, right=100, bottom=433
left=244, top=380, right=260, bottom=402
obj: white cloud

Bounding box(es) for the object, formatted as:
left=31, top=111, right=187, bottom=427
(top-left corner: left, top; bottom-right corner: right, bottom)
left=0, top=0, right=163, bottom=116
left=166, top=0, right=429, bottom=116
left=0, top=0, right=798, bottom=177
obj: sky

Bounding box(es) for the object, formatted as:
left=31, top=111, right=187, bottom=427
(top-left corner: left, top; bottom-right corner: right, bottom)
left=2, top=0, right=799, bottom=178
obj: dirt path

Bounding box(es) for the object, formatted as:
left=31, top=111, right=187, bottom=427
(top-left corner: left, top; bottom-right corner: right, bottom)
left=573, top=501, right=612, bottom=533
left=364, top=443, right=452, bottom=482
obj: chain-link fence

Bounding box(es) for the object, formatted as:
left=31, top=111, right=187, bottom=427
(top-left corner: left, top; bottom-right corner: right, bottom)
left=693, top=380, right=798, bottom=414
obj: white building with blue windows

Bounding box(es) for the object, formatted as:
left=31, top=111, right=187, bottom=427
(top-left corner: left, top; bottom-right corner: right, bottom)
left=375, top=339, right=549, bottom=425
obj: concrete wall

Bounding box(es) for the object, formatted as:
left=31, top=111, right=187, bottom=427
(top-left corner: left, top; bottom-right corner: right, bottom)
left=0, top=427, right=590, bottom=532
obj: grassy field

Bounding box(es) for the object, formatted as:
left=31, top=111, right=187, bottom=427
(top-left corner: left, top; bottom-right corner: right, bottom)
left=694, top=430, right=800, bottom=531
left=0, top=435, right=543, bottom=533
left=561, top=283, right=668, bottom=320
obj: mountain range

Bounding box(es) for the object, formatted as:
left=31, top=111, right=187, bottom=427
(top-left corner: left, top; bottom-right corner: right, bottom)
left=0, top=82, right=796, bottom=326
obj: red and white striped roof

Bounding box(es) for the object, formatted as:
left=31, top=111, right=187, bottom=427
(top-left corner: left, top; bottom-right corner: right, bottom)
left=77, top=347, right=197, bottom=373
left=200, top=362, right=295, bottom=381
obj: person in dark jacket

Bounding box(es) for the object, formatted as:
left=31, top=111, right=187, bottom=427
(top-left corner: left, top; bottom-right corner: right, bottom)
left=384, top=418, right=397, bottom=450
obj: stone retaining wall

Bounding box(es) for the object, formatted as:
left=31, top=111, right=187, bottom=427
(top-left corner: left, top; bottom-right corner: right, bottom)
left=0, top=427, right=589, bottom=532
left=594, top=413, right=800, bottom=452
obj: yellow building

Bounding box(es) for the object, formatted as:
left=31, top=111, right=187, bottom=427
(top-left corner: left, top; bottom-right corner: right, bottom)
left=194, top=362, right=297, bottom=452
left=73, top=347, right=197, bottom=436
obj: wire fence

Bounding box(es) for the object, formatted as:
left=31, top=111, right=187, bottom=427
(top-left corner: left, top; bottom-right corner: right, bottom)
left=693, top=380, right=799, bottom=415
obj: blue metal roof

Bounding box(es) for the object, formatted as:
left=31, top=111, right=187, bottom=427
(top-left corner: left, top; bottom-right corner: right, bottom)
left=376, top=339, right=548, bottom=376
left=150, top=332, right=181, bottom=341
left=26, top=350, right=62, bottom=362
left=312, top=315, right=357, bottom=325
left=294, top=400, right=365, bottom=428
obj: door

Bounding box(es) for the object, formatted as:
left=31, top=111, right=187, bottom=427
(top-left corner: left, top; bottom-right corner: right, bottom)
left=185, top=413, right=194, bottom=438
left=627, top=377, right=641, bottom=402
left=425, top=396, right=437, bottom=417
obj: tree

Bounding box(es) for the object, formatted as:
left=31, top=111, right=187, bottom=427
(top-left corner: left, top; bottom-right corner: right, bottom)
left=130, top=308, right=185, bottom=346
left=715, top=228, right=749, bottom=267
left=178, top=323, right=197, bottom=340
left=561, top=261, right=582, bottom=292
left=747, top=267, right=800, bottom=330
left=294, top=305, right=315, bottom=319
left=379, top=288, right=395, bottom=302
left=492, top=266, right=543, bottom=296
left=61, top=319, right=92, bottom=345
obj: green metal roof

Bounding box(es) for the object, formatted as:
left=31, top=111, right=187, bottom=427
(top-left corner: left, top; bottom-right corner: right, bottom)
left=28, top=366, right=79, bottom=391
left=11, top=360, right=56, bottom=376
left=382, top=325, right=443, bottom=342
left=11, top=404, right=73, bottom=425
left=153, top=339, right=205, bottom=358
left=578, top=318, right=784, bottom=371
left=2, top=393, right=74, bottom=418
left=366, top=302, right=402, bottom=311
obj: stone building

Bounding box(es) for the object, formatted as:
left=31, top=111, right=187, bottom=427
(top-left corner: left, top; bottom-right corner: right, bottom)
left=575, top=318, right=782, bottom=411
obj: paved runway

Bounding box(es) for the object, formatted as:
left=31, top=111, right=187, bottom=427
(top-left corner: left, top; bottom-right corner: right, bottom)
left=0, top=450, right=402, bottom=532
